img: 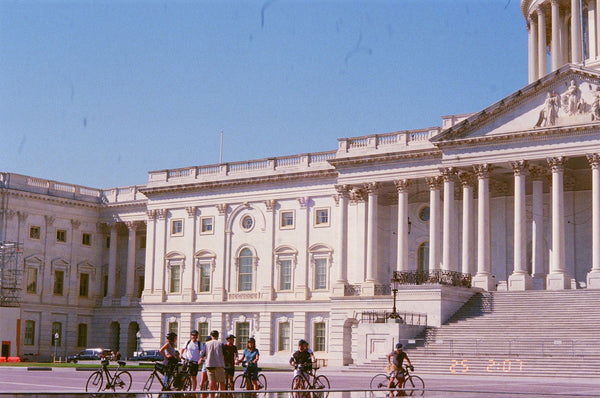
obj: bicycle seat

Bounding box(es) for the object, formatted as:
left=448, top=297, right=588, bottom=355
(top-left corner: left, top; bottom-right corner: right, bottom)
left=117, top=360, right=126, bottom=366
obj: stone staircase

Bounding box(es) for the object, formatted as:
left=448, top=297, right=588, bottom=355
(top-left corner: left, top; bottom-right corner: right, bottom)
left=346, top=289, right=600, bottom=378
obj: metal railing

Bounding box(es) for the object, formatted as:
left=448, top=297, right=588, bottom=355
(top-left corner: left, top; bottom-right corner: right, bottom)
left=357, top=310, right=427, bottom=326
left=393, top=270, right=472, bottom=288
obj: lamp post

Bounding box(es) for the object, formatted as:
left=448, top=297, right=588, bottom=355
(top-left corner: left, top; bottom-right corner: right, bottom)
left=53, top=332, right=59, bottom=362
left=136, top=331, right=141, bottom=354
left=388, top=278, right=401, bottom=320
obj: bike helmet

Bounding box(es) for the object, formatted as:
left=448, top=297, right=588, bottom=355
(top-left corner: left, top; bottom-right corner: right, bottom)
left=166, top=332, right=177, bottom=341
left=190, top=330, right=199, bottom=336
left=298, top=339, right=308, bottom=346
left=396, top=343, right=403, bottom=349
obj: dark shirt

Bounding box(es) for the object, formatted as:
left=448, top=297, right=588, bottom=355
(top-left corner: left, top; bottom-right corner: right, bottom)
left=223, top=344, right=238, bottom=368
left=291, top=350, right=312, bottom=367
left=389, top=351, right=408, bottom=367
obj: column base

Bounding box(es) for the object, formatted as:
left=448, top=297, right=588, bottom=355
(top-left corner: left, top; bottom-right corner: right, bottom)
left=361, top=281, right=376, bottom=296
left=532, top=274, right=546, bottom=290
left=508, top=272, right=532, bottom=291
left=546, top=272, right=572, bottom=290
left=332, top=281, right=347, bottom=297
left=472, top=274, right=496, bottom=291
left=587, top=270, right=600, bottom=289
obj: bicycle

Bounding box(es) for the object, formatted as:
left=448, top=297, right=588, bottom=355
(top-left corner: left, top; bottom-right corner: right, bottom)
left=143, top=360, right=192, bottom=397
left=85, top=359, right=132, bottom=393
left=233, top=362, right=267, bottom=390
left=370, top=364, right=424, bottom=396
left=291, top=364, right=330, bottom=398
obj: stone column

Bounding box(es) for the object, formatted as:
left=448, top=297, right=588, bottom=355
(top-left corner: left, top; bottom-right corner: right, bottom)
left=509, top=161, right=532, bottom=290
left=261, top=200, right=276, bottom=300
left=587, top=154, right=600, bottom=288
left=538, top=8, right=547, bottom=78
left=588, top=3, right=598, bottom=60
left=122, top=221, right=137, bottom=305
left=142, top=210, right=156, bottom=300
left=530, top=167, right=547, bottom=289
left=572, top=0, right=583, bottom=63
left=333, top=185, right=348, bottom=296
left=426, top=176, right=442, bottom=271
left=153, top=209, right=168, bottom=299
left=472, top=164, right=496, bottom=290
left=364, top=182, right=379, bottom=293
left=529, top=17, right=539, bottom=83
left=597, top=0, right=600, bottom=59
left=216, top=204, right=228, bottom=301
left=459, top=172, right=475, bottom=275
left=295, top=197, right=309, bottom=300
left=182, top=207, right=197, bottom=302
left=551, top=0, right=561, bottom=70
left=547, top=157, right=571, bottom=289
left=104, top=222, right=118, bottom=305
left=395, top=179, right=410, bottom=272
left=442, top=168, right=456, bottom=272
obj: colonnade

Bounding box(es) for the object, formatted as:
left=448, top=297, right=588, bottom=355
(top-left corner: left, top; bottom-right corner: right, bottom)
left=334, top=154, right=600, bottom=291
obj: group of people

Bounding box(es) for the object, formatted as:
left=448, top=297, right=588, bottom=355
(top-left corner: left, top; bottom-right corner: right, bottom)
left=159, top=329, right=260, bottom=392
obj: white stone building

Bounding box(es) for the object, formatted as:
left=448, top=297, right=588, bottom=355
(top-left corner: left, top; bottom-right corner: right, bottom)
left=0, top=0, right=599, bottom=366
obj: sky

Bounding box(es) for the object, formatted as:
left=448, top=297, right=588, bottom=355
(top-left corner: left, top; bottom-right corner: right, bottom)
left=0, top=0, right=528, bottom=189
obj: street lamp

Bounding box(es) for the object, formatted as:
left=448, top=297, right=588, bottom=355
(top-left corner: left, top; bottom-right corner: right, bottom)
left=136, top=331, right=141, bottom=354
left=53, top=333, right=59, bottom=362
left=388, top=278, right=401, bottom=320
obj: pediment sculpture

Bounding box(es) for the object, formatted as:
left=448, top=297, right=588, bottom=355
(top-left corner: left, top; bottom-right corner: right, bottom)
left=535, top=80, right=598, bottom=128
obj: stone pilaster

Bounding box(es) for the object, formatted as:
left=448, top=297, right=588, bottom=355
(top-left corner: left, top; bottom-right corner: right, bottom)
left=587, top=154, right=600, bottom=288
left=472, top=164, right=496, bottom=291
left=547, top=157, right=571, bottom=289
left=509, top=161, right=532, bottom=290
left=394, top=179, right=411, bottom=272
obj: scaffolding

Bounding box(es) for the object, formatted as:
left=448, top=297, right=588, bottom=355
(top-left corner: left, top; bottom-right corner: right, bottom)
left=0, top=241, right=22, bottom=307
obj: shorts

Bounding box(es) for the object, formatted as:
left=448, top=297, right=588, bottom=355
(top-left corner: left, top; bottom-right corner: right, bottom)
left=207, top=367, right=225, bottom=384
left=188, top=362, right=199, bottom=377
left=225, top=367, right=235, bottom=377
left=244, top=363, right=258, bottom=381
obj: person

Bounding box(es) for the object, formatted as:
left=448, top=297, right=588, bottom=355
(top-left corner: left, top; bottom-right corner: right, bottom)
left=205, top=330, right=226, bottom=391
left=159, top=332, right=179, bottom=392
left=241, top=337, right=260, bottom=389
left=223, top=334, right=239, bottom=390
left=290, top=339, right=314, bottom=389
left=198, top=336, right=211, bottom=390
left=114, top=351, right=121, bottom=361
left=181, top=330, right=205, bottom=390
left=387, top=343, right=413, bottom=390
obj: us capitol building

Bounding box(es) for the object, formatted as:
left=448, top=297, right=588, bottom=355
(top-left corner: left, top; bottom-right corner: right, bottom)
left=1, top=0, right=599, bottom=365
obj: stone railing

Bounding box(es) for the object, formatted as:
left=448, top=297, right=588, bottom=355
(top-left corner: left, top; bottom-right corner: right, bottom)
left=1, top=173, right=103, bottom=203
left=357, top=310, right=428, bottom=326
left=337, top=128, right=440, bottom=154
left=227, top=292, right=261, bottom=300
left=148, top=151, right=337, bottom=185
left=344, top=284, right=362, bottom=296
left=393, top=270, right=472, bottom=288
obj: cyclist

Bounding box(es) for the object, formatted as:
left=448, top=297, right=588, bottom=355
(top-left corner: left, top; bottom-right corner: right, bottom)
left=387, top=343, right=413, bottom=389
left=223, top=334, right=239, bottom=390
left=181, top=329, right=205, bottom=390
left=159, top=332, right=178, bottom=395
left=290, top=339, right=315, bottom=388
left=241, top=337, right=260, bottom=389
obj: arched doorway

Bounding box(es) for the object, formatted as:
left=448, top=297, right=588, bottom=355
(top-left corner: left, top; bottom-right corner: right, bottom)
left=127, top=322, right=140, bottom=359
left=109, top=322, right=120, bottom=353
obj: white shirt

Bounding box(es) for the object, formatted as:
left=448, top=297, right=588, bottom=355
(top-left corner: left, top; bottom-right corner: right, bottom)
left=182, top=339, right=203, bottom=362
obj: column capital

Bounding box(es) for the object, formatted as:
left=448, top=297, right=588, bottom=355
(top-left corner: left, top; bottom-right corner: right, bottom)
left=125, top=221, right=138, bottom=231
left=587, top=153, right=600, bottom=169
left=349, top=187, right=366, bottom=202
left=186, top=206, right=197, bottom=218
left=547, top=156, right=567, bottom=172
left=216, top=203, right=228, bottom=215
left=473, top=164, right=493, bottom=178
left=17, top=211, right=28, bottom=222
left=458, top=171, right=475, bottom=187
left=440, top=167, right=457, bottom=181
left=510, top=160, right=529, bottom=176
left=264, top=199, right=276, bottom=212
left=44, top=215, right=55, bottom=226
left=425, top=176, right=442, bottom=189
left=363, top=182, right=380, bottom=194
left=71, top=219, right=81, bottom=230
left=334, top=184, right=349, bottom=197
left=297, top=197, right=309, bottom=208
left=394, top=179, right=411, bottom=193
left=156, top=209, right=168, bottom=220
left=146, top=209, right=157, bottom=220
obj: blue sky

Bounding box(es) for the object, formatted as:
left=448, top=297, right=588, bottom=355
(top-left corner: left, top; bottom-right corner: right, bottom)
left=1, top=0, right=527, bottom=189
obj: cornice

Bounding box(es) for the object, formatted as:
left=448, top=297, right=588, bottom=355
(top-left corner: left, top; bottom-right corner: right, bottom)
left=1, top=187, right=103, bottom=209
left=328, top=149, right=441, bottom=168
left=139, top=170, right=338, bottom=196
left=103, top=200, right=149, bottom=210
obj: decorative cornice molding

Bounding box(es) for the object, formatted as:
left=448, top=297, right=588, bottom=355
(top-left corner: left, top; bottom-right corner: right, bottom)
left=329, top=149, right=441, bottom=168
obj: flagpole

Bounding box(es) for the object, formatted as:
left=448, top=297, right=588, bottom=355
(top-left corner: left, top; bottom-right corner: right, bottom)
left=219, top=130, right=223, bottom=164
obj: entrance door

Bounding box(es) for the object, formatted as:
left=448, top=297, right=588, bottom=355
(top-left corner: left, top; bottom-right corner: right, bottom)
left=1, top=341, right=10, bottom=358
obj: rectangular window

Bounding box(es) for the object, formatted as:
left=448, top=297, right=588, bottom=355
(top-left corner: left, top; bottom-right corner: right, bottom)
left=51, top=322, right=62, bottom=347
left=315, top=258, right=327, bottom=290
left=82, top=233, right=92, bottom=246
left=29, top=226, right=40, bottom=240
left=278, top=322, right=290, bottom=351
left=171, top=219, right=183, bottom=236
left=79, top=273, right=89, bottom=297
left=26, top=267, right=37, bottom=294
left=199, top=263, right=211, bottom=292
left=168, top=322, right=178, bottom=335
left=77, top=324, right=88, bottom=347
left=197, top=322, right=208, bottom=339
left=279, top=260, right=292, bottom=291
left=235, top=322, right=250, bottom=351
left=24, top=320, right=35, bottom=345
left=315, top=208, right=329, bottom=226
left=54, top=270, right=64, bottom=295
left=56, top=229, right=67, bottom=243
left=201, top=217, right=214, bottom=234
left=280, top=211, right=294, bottom=229
left=313, top=322, right=326, bottom=352
left=170, top=264, right=181, bottom=293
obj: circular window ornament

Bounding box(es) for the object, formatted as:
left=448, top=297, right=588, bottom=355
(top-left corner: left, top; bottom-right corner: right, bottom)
left=241, top=215, right=254, bottom=231
left=419, top=206, right=430, bottom=222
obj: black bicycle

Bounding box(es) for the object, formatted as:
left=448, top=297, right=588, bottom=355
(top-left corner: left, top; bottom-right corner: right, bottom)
left=143, top=360, right=191, bottom=396
left=292, top=364, right=330, bottom=398
left=370, top=364, right=424, bottom=396
left=233, top=362, right=267, bottom=390
left=85, top=359, right=132, bottom=393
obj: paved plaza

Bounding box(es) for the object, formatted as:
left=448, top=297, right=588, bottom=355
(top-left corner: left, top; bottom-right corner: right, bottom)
left=0, top=367, right=599, bottom=397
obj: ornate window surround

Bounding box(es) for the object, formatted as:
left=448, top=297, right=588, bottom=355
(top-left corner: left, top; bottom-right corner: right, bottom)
left=195, top=249, right=216, bottom=293
left=308, top=244, right=333, bottom=291
left=235, top=246, right=258, bottom=292
left=24, top=255, right=42, bottom=295
left=274, top=245, right=297, bottom=292
left=275, top=315, right=292, bottom=352
left=165, top=252, right=185, bottom=294
left=310, top=316, right=328, bottom=353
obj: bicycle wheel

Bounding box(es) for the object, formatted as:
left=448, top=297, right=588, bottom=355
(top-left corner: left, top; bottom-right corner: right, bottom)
left=234, top=374, right=247, bottom=390
left=313, top=375, right=329, bottom=390
left=85, top=371, right=103, bottom=392
left=143, top=372, right=157, bottom=392
left=113, top=370, right=132, bottom=392
left=178, top=374, right=192, bottom=391
left=257, top=373, right=267, bottom=390
left=403, top=375, right=425, bottom=396
left=369, top=373, right=389, bottom=389
left=292, top=375, right=307, bottom=390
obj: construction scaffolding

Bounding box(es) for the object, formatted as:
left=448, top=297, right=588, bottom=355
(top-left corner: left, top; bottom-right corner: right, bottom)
left=0, top=241, right=22, bottom=307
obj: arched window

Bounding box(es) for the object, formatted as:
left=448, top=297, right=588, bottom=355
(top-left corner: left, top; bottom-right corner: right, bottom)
left=238, top=248, right=253, bottom=291
left=417, top=242, right=429, bottom=273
